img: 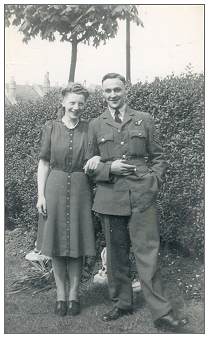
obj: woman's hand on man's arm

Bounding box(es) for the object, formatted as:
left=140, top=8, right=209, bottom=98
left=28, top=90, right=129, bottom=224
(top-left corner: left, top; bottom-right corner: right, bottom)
left=83, top=156, right=101, bottom=173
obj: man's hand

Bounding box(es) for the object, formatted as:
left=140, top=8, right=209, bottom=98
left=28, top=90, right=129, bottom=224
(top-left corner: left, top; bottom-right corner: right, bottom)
left=110, top=159, right=136, bottom=176
left=84, top=156, right=101, bottom=173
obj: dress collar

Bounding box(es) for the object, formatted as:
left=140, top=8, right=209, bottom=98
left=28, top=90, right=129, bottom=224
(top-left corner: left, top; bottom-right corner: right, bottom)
left=61, top=117, right=80, bottom=130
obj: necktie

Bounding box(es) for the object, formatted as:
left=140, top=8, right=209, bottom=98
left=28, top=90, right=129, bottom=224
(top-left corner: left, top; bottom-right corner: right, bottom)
left=114, top=109, right=122, bottom=124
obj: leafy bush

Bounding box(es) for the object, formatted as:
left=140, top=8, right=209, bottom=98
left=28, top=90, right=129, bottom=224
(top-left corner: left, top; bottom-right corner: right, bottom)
left=5, top=91, right=60, bottom=231
left=5, top=72, right=204, bottom=257
left=127, top=73, right=204, bottom=256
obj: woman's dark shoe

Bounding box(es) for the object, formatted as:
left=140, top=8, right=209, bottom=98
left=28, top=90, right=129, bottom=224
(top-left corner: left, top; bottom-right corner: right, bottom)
left=68, top=300, right=80, bottom=316
left=54, top=301, right=67, bottom=316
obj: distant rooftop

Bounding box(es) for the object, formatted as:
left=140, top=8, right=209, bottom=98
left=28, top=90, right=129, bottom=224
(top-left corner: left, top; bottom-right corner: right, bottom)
left=5, top=72, right=54, bottom=106
left=5, top=73, right=101, bottom=106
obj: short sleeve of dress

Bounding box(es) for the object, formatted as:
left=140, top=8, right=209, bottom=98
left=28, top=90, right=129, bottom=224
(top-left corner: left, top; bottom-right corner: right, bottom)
left=39, top=121, right=53, bottom=161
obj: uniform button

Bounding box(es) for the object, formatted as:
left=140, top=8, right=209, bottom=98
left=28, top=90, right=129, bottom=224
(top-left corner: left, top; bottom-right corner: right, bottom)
left=122, top=155, right=126, bottom=159
left=70, top=147, right=72, bottom=150
left=101, top=138, right=105, bottom=142
left=138, top=133, right=142, bottom=136
left=121, top=141, right=124, bottom=145
left=118, top=129, right=120, bottom=133
left=70, top=140, right=72, bottom=143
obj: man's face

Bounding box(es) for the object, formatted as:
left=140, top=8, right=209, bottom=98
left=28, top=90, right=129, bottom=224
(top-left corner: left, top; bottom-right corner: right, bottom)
left=102, top=78, right=126, bottom=109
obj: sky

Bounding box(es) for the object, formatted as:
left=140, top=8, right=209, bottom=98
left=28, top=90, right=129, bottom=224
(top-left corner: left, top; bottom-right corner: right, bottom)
left=5, top=4, right=204, bottom=87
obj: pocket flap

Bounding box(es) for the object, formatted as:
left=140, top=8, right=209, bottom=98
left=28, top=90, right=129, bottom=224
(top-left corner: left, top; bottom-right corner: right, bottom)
left=130, top=129, right=146, bottom=138
left=98, top=133, right=114, bottom=144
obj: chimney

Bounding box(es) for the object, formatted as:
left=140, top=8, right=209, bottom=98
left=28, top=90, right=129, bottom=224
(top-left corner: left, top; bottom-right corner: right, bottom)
left=43, top=72, right=50, bottom=94
left=8, top=76, right=17, bottom=104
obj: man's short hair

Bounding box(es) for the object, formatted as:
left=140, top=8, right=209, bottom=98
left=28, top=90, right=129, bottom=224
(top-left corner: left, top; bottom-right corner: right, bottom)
left=102, top=73, right=126, bottom=85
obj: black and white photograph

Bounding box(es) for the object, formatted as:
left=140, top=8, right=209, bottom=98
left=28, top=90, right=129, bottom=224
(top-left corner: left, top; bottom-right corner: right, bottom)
left=3, top=1, right=205, bottom=334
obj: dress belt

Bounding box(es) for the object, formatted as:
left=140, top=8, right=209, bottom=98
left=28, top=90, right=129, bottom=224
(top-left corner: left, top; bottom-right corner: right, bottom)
left=51, top=167, right=84, bottom=173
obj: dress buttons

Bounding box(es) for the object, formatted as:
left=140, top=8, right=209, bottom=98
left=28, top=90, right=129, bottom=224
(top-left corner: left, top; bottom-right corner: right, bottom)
left=101, top=138, right=105, bottom=142
left=122, top=155, right=126, bottom=159
left=138, top=133, right=142, bottom=136
left=70, top=147, right=72, bottom=150
left=117, top=129, right=120, bottom=133
left=121, top=141, right=124, bottom=145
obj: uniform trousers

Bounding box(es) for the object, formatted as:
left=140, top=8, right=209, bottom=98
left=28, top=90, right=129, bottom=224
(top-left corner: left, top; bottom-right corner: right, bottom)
left=100, top=204, right=172, bottom=321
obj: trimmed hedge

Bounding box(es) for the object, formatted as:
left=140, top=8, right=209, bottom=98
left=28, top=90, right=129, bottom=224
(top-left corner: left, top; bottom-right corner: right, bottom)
left=5, top=72, right=204, bottom=256
left=127, top=73, right=204, bottom=256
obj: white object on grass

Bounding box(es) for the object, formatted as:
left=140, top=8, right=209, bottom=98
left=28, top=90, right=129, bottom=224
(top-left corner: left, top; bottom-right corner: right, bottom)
left=93, top=247, right=142, bottom=292
left=93, top=247, right=108, bottom=284
left=25, top=250, right=50, bottom=262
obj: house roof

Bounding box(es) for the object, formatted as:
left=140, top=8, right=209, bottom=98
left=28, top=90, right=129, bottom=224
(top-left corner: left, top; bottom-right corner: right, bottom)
left=5, top=84, right=55, bottom=105
left=15, top=85, right=42, bottom=102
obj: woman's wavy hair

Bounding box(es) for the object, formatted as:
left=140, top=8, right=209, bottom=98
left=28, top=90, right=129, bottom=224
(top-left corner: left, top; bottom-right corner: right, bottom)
left=61, top=82, right=89, bottom=100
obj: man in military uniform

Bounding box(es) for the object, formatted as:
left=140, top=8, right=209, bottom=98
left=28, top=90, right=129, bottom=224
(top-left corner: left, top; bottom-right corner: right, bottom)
left=84, top=73, right=185, bottom=331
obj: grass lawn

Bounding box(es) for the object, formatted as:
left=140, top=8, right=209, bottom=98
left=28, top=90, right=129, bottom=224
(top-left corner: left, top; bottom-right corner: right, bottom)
left=5, top=231, right=204, bottom=334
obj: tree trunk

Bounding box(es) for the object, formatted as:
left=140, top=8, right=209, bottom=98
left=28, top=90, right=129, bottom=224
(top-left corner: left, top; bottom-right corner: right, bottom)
left=69, top=40, right=78, bottom=82
left=126, top=17, right=131, bottom=83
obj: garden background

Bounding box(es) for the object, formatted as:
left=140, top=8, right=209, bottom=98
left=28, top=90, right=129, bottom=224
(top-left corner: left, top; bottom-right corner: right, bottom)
left=5, top=71, right=205, bottom=333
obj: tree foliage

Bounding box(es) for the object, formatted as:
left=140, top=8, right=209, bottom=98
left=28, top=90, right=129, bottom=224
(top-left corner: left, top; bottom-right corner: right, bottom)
left=5, top=4, right=143, bottom=81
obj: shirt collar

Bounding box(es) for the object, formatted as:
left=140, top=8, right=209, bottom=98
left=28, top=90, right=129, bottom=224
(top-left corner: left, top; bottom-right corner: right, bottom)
left=108, top=104, right=126, bottom=121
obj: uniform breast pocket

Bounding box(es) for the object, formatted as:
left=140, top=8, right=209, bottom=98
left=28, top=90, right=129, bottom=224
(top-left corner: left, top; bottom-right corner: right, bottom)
left=98, top=133, right=114, bottom=160
left=129, top=129, right=146, bottom=156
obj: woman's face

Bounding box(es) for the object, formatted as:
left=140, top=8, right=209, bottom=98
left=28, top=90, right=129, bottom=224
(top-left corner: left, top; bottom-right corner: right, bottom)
left=62, top=92, right=86, bottom=120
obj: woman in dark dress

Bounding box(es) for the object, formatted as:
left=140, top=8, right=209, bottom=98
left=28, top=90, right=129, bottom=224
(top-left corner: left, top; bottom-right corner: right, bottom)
left=36, top=83, right=99, bottom=316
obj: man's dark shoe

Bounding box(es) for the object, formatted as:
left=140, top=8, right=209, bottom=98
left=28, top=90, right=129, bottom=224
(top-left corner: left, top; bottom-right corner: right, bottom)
left=154, top=311, right=188, bottom=332
left=102, top=307, right=133, bottom=322
left=54, top=300, right=67, bottom=316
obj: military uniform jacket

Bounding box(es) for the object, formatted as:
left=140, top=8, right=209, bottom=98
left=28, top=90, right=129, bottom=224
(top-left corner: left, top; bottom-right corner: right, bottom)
left=86, top=106, right=167, bottom=215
